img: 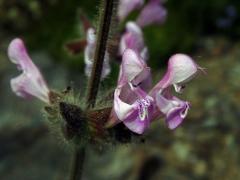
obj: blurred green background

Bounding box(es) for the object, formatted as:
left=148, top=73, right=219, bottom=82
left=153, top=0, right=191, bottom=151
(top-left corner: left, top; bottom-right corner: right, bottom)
left=0, top=0, right=240, bottom=179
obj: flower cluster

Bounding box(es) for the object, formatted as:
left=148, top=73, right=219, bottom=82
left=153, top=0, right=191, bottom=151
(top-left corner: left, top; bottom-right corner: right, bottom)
left=8, top=0, right=203, bottom=136
left=66, top=0, right=167, bottom=79
left=110, top=0, right=202, bottom=134
left=118, top=0, right=167, bottom=60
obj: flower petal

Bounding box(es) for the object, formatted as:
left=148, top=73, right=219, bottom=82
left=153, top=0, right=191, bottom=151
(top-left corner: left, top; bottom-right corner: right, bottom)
left=167, top=54, right=199, bottom=85
left=11, top=73, right=49, bottom=103
left=118, top=49, right=147, bottom=86
left=123, top=111, right=149, bottom=134
left=156, top=92, right=190, bottom=129
left=123, top=96, right=154, bottom=134
left=8, top=38, right=49, bottom=103
left=136, top=0, right=167, bottom=27
left=140, top=47, right=149, bottom=61
left=114, top=87, right=135, bottom=121
left=166, top=102, right=189, bottom=129
left=118, top=0, right=144, bottom=21
left=119, top=22, right=148, bottom=60
left=131, top=66, right=151, bottom=87
left=114, top=83, right=155, bottom=134
left=86, top=28, right=95, bottom=46
left=84, top=28, right=111, bottom=79
left=120, top=22, right=143, bottom=51
left=8, top=38, right=35, bottom=71
left=150, top=54, right=199, bottom=96
left=84, top=28, right=96, bottom=66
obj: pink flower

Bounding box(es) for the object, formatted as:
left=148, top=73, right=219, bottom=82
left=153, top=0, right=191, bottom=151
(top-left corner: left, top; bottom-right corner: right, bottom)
left=8, top=38, right=50, bottom=103
left=119, top=22, right=148, bottom=60
left=84, top=28, right=111, bottom=79
left=113, top=49, right=201, bottom=134
left=114, top=49, right=153, bottom=134
left=136, top=0, right=167, bottom=27
left=149, top=54, right=203, bottom=129
left=118, top=0, right=144, bottom=21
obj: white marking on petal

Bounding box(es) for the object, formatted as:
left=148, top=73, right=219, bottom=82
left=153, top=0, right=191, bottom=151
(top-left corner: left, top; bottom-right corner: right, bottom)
left=173, top=84, right=185, bottom=93
left=114, top=88, right=135, bottom=120
left=137, top=98, right=151, bottom=121
left=180, top=104, right=189, bottom=118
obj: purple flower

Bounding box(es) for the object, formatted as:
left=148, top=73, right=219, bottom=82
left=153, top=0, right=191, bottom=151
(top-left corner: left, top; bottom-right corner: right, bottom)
left=119, top=22, right=148, bottom=60
left=8, top=38, right=50, bottom=103
left=136, top=0, right=167, bottom=27
left=118, top=0, right=144, bottom=21
left=113, top=49, right=201, bottom=134
left=114, top=49, right=153, bottom=134
left=150, top=54, right=201, bottom=129
left=84, top=28, right=111, bottom=79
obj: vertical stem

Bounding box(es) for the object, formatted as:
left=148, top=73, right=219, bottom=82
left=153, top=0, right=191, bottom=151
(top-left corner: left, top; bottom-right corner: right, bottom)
left=69, top=148, right=86, bottom=180
left=69, top=0, right=115, bottom=179
left=86, top=0, right=115, bottom=108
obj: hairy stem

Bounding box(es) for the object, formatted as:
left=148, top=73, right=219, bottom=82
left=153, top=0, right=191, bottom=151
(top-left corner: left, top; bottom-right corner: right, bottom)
left=69, top=0, right=115, bottom=179
left=86, top=0, right=115, bottom=108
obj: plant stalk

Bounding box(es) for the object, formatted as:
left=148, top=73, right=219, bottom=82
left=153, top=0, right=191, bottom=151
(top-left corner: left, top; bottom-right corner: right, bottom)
left=69, top=148, right=86, bottom=180
left=69, top=0, right=115, bottom=179
left=86, top=0, right=114, bottom=108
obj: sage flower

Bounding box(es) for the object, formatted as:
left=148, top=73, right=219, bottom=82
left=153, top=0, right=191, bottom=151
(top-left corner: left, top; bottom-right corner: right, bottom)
left=149, top=54, right=202, bottom=129
left=84, top=28, right=111, bottom=79
left=119, top=21, right=148, bottom=60
left=114, top=49, right=153, bottom=134
left=8, top=38, right=50, bottom=103
left=136, top=0, right=167, bottom=27
left=118, top=0, right=144, bottom=21
left=114, top=49, right=201, bottom=134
